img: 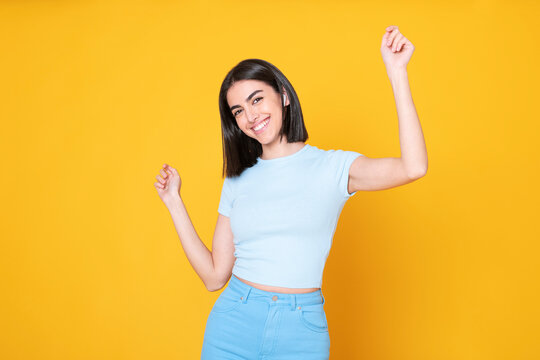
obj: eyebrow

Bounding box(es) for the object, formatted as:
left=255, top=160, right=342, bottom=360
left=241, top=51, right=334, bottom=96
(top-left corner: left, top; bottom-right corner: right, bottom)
left=230, top=89, right=264, bottom=112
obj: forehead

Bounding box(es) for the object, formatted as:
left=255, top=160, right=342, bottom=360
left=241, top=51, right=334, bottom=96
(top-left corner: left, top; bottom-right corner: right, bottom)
left=227, top=79, right=273, bottom=103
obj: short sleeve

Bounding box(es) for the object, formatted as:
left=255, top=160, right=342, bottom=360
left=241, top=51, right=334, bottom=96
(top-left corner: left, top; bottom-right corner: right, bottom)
left=218, top=176, right=235, bottom=217
left=331, top=149, right=364, bottom=199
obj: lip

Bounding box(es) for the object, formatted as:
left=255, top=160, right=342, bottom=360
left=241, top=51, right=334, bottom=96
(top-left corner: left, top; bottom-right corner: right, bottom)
left=252, top=116, right=270, bottom=133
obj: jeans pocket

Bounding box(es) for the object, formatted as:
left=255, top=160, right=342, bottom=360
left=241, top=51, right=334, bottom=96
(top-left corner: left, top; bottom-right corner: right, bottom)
left=297, top=303, right=329, bottom=333
left=211, top=289, right=242, bottom=314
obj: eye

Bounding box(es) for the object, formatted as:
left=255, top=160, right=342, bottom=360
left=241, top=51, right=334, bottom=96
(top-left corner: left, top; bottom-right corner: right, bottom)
left=233, top=97, right=263, bottom=117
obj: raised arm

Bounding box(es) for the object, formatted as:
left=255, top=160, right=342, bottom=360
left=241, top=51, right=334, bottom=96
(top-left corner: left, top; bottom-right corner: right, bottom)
left=348, top=25, right=427, bottom=193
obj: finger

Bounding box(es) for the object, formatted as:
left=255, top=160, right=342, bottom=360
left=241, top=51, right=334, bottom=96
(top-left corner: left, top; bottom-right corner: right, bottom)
left=160, top=169, right=168, bottom=178
left=385, top=31, right=393, bottom=46
left=394, top=34, right=405, bottom=51
left=392, top=34, right=404, bottom=52
left=382, top=28, right=392, bottom=45
left=156, top=175, right=165, bottom=183
left=382, top=33, right=392, bottom=47
left=397, top=38, right=408, bottom=51
left=154, top=182, right=163, bottom=189
left=387, top=29, right=400, bottom=47
left=167, top=165, right=178, bottom=175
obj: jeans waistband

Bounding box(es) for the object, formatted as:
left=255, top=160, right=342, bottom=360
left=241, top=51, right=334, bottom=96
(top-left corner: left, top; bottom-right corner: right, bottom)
left=227, top=274, right=325, bottom=310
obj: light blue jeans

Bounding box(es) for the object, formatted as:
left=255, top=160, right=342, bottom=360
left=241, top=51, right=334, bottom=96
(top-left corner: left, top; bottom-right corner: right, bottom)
left=201, top=274, right=330, bottom=359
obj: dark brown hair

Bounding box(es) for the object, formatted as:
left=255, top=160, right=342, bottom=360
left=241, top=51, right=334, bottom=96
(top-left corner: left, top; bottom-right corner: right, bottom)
left=219, top=59, right=309, bottom=178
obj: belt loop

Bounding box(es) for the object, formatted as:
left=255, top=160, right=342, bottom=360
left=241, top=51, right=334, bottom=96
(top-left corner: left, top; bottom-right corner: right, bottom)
left=241, top=286, right=251, bottom=303
left=321, top=292, right=325, bottom=305
left=290, top=294, right=296, bottom=310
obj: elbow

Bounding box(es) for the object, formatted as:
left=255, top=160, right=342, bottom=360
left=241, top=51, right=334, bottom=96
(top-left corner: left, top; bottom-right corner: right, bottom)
left=205, top=283, right=219, bottom=292
left=408, top=167, right=427, bottom=180
left=403, top=158, right=428, bottom=181
left=205, top=281, right=219, bottom=292
left=205, top=278, right=225, bottom=292
left=204, top=267, right=232, bottom=292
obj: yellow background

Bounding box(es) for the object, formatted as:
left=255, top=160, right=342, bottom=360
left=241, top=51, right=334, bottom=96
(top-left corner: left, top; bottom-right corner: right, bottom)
left=1, top=0, right=538, bottom=359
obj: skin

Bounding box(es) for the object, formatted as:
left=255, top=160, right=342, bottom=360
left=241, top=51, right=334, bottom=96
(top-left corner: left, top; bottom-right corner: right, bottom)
left=346, top=25, right=427, bottom=195
left=226, top=78, right=306, bottom=161
left=154, top=25, right=428, bottom=294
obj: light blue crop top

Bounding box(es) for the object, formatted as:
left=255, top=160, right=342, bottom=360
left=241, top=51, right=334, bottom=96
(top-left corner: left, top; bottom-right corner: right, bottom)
left=217, top=143, right=364, bottom=288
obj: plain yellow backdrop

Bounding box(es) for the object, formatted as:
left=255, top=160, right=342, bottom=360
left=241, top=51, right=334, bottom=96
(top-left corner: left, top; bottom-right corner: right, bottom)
left=1, top=0, right=538, bottom=359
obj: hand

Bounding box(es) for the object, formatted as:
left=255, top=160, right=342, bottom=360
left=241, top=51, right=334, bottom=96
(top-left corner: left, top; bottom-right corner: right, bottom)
left=154, top=163, right=182, bottom=205
left=380, top=25, right=415, bottom=72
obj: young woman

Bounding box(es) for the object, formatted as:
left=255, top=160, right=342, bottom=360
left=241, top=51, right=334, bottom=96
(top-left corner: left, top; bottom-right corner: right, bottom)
left=154, top=25, right=427, bottom=359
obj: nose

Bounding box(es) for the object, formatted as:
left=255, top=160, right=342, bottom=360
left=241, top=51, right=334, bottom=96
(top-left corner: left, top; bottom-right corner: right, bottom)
left=245, top=107, right=259, bottom=124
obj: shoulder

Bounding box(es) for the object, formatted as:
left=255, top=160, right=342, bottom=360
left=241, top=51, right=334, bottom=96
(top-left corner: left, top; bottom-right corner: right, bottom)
left=317, top=145, right=363, bottom=163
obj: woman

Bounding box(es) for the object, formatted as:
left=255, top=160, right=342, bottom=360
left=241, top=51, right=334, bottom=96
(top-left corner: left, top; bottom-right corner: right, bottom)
left=154, top=25, right=427, bottom=359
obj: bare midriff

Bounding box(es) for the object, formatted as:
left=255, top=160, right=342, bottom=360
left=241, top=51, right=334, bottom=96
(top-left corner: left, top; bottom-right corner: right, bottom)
left=233, top=274, right=320, bottom=294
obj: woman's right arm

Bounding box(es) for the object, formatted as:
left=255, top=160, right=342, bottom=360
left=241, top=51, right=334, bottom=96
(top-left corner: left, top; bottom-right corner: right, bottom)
left=165, top=194, right=219, bottom=291
left=155, top=164, right=234, bottom=292
left=165, top=195, right=235, bottom=291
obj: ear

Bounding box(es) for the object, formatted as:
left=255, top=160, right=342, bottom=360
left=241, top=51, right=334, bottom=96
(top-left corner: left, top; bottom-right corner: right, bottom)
left=281, top=87, right=290, bottom=107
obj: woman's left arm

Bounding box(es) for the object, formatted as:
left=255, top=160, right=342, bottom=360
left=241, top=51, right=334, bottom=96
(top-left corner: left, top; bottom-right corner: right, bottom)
left=348, top=25, right=428, bottom=193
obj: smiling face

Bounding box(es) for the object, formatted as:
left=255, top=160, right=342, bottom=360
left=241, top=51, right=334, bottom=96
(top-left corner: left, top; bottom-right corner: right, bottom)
left=226, top=79, right=289, bottom=146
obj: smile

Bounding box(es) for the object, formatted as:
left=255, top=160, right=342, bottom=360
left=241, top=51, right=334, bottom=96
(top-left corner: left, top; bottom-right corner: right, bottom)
left=253, top=117, right=270, bottom=134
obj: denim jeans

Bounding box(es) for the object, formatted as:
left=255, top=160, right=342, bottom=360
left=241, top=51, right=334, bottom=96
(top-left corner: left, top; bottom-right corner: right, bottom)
left=201, top=274, right=330, bottom=359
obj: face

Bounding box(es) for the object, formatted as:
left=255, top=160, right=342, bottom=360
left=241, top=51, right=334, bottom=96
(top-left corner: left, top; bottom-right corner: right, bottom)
left=226, top=79, right=290, bottom=145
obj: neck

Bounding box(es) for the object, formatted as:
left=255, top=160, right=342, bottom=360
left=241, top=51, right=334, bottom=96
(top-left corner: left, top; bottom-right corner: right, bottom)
left=260, top=140, right=305, bottom=160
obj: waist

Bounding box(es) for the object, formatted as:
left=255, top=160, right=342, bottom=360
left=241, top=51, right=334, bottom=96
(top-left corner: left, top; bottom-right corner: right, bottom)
left=229, top=274, right=325, bottom=306
left=233, top=274, right=320, bottom=293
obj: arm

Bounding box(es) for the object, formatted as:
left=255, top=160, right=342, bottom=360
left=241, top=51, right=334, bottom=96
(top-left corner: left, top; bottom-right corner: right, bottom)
left=165, top=195, right=234, bottom=292
left=348, top=26, right=427, bottom=193
left=389, top=67, right=427, bottom=178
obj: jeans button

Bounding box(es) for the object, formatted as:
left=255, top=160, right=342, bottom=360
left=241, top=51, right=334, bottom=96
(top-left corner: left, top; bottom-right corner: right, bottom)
left=272, top=295, right=278, bottom=301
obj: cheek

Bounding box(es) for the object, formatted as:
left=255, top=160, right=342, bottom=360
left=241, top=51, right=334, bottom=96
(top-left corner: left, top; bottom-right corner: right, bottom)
left=235, top=119, right=251, bottom=135
left=235, top=118, right=245, bottom=129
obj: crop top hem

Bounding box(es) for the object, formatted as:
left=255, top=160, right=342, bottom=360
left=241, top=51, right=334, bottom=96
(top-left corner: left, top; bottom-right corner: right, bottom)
left=232, top=270, right=322, bottom=289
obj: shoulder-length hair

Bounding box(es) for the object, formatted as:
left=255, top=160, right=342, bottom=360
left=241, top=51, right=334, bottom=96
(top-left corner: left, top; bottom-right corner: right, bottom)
left=219, top=58, right=308, bottom=178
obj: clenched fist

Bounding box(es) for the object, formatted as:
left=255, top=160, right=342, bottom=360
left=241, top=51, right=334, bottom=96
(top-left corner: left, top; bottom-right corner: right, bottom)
left=380, top=25, right=415, bottom=72
left=154, top=164, right=182, bottom=205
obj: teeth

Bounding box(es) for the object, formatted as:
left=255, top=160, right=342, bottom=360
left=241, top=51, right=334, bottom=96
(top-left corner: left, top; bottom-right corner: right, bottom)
left=254, top=118, right=269, bottom=131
